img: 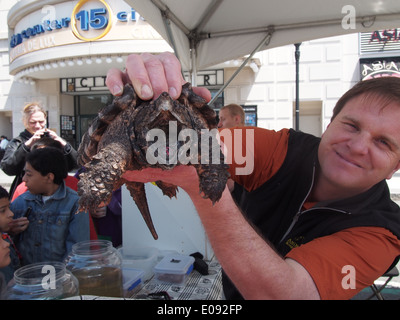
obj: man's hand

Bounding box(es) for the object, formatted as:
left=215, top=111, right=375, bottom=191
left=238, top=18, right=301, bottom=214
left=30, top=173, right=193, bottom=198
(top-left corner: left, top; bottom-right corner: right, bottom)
left=122, top=166, right=200, bottom=196
left=106, top=52, right=211, bottom=102
left=8, top=217, right=29, bottom=235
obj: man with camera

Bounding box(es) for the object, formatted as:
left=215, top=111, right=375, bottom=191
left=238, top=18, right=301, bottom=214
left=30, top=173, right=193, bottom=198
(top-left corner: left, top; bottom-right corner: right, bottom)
left=0, top=103, right=78, bottom=198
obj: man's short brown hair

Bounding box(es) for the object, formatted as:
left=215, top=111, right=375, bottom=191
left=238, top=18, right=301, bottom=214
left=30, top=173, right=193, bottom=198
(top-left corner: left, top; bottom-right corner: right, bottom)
left=221, top=104, right=245, bottom=125
left=332, top=77, right=400, bottom=121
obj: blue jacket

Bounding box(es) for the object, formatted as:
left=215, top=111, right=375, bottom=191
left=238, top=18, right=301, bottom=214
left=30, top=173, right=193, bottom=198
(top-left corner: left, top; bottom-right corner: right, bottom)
left=10, top=182, right=89, bottom=265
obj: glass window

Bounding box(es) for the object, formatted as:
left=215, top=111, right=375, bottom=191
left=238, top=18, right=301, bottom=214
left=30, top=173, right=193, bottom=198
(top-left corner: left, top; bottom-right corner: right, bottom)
left=76, top=94, right=113, bottom=147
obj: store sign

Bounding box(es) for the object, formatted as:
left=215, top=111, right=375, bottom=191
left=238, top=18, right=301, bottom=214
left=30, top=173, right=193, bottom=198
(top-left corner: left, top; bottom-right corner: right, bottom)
left=10, top=18, right=71, bottom=48
left=370, top=29, right=400, bottom=42
left=360, top=29, right=400, bottom=54
left=60, top=76, right=108, bottom=93
left=183, top=70, right=224, bottom=86
left=360, top=57, right=400, bottom=80
left=71, top=0, right=113, bottom=41
left=9, top=1, right=163, bottom=62
left=10, top=1, right=139, bottom=48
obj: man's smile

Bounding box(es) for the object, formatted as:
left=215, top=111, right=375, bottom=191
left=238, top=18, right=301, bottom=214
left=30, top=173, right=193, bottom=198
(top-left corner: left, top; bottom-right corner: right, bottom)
left=335, top=150, right=363, bottom=169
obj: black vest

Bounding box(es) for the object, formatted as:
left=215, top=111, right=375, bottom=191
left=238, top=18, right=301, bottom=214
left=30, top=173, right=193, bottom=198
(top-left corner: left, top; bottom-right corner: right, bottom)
left=224, top=129, right=400, bottom=299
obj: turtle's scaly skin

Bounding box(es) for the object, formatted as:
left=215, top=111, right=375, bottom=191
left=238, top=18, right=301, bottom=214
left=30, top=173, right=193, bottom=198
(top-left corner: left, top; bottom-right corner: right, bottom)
left=77, top=83, right=229, bottom=239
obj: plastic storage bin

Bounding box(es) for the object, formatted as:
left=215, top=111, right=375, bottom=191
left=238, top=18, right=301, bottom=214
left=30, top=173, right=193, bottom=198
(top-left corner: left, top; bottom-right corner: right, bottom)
left=122, top=267, right=144, bottom=297
left=154, top=254, right=195, bottom=285
left=118, top=246, right=158, bottom=281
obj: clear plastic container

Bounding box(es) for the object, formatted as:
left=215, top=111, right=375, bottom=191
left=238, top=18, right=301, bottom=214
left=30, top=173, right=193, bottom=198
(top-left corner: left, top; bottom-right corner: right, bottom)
left=118, top=246, right=158, bottom=281
left=121, top=267, right=144, bottom=297
left=154, top=254, right=195, bottom=285
left=5, top=261, right=79, bottom=300
left=64, top=240, right=123, bottom=297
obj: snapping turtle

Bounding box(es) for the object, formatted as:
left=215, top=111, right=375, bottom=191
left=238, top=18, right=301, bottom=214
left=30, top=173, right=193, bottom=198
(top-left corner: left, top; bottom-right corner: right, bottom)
left=77, top=83, right=229, bottom=239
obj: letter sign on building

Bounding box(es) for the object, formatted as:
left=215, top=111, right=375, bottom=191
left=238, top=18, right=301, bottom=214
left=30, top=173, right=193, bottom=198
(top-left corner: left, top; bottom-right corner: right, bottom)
left=71, top=0, right=113, bottom=41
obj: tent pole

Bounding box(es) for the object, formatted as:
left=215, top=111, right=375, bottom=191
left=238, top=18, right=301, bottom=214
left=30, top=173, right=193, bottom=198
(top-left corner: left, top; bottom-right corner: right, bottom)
left=190, top=39, right=198, bottom=86
left=209, top=28, right=274, bottom=106
left=194, top=0, right=223, bottom=33
left=151, top=0, right=190, bottom=35
left=294, top=43, right=301, bottom=131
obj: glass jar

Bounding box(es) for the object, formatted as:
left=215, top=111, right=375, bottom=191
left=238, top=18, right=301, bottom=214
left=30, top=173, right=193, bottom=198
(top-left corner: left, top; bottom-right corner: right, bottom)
left=64, top=240, right=123, bottom=297
left=5, top=262, right=79, bottom=300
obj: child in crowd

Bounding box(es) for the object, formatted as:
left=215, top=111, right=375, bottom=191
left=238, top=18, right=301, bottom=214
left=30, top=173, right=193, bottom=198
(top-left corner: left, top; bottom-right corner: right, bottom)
left=11, top=137, right=97, bottom=240
left=10, top=147, right=89, bottom=265
left=0, top=235, right=11, bottom=298
left=11, top=137, right=78, bottom=201
left=0, top=185, right=21, bottom=287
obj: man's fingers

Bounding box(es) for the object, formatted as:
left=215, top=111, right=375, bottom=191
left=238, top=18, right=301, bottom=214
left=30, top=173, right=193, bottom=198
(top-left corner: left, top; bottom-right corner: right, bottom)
left=193, top=87, right=212, bottom=102
left=125, top=52, right=184, bottom=100
left=157, top=52, right=186, bottom=99
left=106, top=68, right=127, bottom=96
left=106, top=52, right=211, bottom=102
left=125, top=54, right=154, bottom=100
left=140, top=53, right=169, bottom=99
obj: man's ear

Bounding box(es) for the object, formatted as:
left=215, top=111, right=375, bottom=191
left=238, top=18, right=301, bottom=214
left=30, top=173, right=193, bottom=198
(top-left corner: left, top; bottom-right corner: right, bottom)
left=386, top=161, right=400, bottom=180
left=234, top=115, right=240, bottom=125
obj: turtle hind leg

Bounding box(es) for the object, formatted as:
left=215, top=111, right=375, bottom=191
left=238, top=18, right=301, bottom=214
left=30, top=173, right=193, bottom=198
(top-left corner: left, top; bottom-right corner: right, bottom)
left=125, top=181, right=159, bottom=240
left=195, top=163, right=230, bottom=205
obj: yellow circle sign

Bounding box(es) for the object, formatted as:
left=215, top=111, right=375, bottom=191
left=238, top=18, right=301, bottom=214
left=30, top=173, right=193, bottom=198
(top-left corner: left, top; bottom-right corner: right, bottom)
left=71, top=0, right=113, bottom=41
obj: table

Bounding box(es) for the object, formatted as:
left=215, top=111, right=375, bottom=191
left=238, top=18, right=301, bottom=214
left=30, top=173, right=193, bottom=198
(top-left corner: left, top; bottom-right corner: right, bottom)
left=66, top=256, right=223, bottom=300
left=130, top=256, right=222, bottom=300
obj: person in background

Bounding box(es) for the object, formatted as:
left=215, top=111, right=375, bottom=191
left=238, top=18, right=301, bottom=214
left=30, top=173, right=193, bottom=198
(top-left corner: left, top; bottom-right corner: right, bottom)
left=218, top=104, right=245, bottom=128
left=0, top=103, right=78, bottom=198
left=11, top=137, right=78, bottom=201
left=0, top=185, right=20, bottom=285
left=0, top=136, right=8, bottom=162
left=10, top=147, right=89, bottom=265
left=75, top=167, right=121, bottom=247
left=10, top=138, right=97, bottom=240
left=105, top=52, right=400, bottom=300
left=217, top=104, right=246, bottom=193
left=0, top=136, right=9, bottom=150
left=0, top=234, right=11, bottom=299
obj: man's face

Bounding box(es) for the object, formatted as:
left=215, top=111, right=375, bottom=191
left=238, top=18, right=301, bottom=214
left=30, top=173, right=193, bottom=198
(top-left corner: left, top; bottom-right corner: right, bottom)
left=318, top=94, right=400, bottom=195
left=26, top=111, right=46, bottom=135
left=218, top=109, right=239, bottom=128
left=0, top=198, right=13, bottom=232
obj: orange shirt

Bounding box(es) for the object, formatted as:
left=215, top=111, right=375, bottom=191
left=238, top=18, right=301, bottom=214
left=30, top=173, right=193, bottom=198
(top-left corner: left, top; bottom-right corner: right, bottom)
left=286, top=227, right=400, bottom=299
left=220, top=126, right=289, bottom=191
left=222, top=127, right=400, bottom=300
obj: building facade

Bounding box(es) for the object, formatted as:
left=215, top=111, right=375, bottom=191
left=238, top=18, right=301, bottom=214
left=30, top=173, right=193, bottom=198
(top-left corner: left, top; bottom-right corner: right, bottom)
left=3, top=0, right=173, bottom=148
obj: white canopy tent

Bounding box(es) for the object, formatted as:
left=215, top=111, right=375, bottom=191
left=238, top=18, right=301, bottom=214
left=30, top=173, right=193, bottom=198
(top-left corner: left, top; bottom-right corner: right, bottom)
left=125, top=0, right=400, bottom=103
